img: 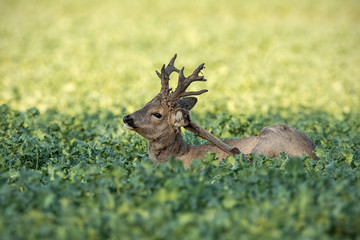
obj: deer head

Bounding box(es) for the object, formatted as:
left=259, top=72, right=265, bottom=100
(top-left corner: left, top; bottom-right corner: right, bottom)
left=123, top=54, right=240, bottom=163
left=123, top=54, right=207, bottom=137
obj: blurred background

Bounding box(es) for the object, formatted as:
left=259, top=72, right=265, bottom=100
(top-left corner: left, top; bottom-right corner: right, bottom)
left=0, top=0, right=359, bottom=118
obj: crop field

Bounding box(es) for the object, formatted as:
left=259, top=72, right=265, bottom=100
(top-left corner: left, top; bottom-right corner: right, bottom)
left=1, top=0, right=360, bottom=239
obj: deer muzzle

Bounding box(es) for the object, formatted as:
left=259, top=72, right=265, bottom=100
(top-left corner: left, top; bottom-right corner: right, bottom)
left=123, top=115, right=137, bottom=129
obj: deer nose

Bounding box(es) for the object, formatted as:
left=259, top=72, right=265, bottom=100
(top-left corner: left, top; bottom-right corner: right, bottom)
left=123, top=115, right=136, bottom=128
left=123, top=115, right=132, bottom=124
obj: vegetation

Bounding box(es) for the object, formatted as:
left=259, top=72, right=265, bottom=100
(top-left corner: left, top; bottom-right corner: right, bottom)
left=0, top=0, right=359, bottom=239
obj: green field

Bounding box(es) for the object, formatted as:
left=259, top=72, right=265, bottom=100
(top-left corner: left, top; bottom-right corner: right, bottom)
left=1, top=0, right=360, bottom=239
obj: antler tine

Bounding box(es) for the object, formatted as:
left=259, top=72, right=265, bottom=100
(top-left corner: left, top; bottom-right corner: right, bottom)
left=180, top=89, right=208, bottom=97
left=165, top=54, right=179, bottom=75
left=170, top=63, right=207, bottom=101
left=156, top=54, right=180, bottom=96
left=191, top=63, right=206, bottom=80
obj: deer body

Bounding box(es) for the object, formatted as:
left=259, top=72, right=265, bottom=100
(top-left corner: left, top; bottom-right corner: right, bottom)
left=123, top=55, right=317, bottom=168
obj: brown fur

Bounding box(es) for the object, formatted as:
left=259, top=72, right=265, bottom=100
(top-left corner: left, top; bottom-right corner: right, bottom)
left=123, top=55, right=317, bottom=168
left=123, top=96, right=317, bottom=168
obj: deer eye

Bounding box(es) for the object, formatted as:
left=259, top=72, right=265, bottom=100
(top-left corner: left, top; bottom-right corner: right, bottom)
left=152, top=113, right=162, bottom=119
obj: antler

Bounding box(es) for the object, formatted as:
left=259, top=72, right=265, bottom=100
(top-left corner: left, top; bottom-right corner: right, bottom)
left=155, top=54, right=179, bottom=96
left=169, top=63, right=208, bottom=102
left=155, top=54, right=208, bottom=104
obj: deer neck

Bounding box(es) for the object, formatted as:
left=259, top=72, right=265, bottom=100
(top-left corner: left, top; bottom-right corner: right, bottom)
left=147, top=128, right=190, bottom=164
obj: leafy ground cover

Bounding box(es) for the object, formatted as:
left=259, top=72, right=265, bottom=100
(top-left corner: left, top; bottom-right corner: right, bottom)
left=1, top=0, right=360, bottom=239
left=0, top=105, right=359, bottom=239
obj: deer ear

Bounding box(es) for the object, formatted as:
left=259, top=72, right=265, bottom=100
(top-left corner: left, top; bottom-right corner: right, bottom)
left=176, top=97, right=197, bottom=111
left=171, top=109, right=191, bottom=128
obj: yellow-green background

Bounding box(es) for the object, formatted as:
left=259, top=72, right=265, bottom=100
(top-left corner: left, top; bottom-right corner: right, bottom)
left=1, top=2, right=360, bottom=239
left=1, top=0, right=359, bottom=118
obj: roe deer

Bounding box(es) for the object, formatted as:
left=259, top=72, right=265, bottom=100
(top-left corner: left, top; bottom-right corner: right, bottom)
left=123, top=54, right=317, bottom=168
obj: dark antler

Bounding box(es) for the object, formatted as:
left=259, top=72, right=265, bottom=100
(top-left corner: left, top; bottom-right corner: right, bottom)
left=156, top=54, right=208, bottom=103
left=155, top=54, right=179, bottom=96
left=169, top=63, right=208, bottom=102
